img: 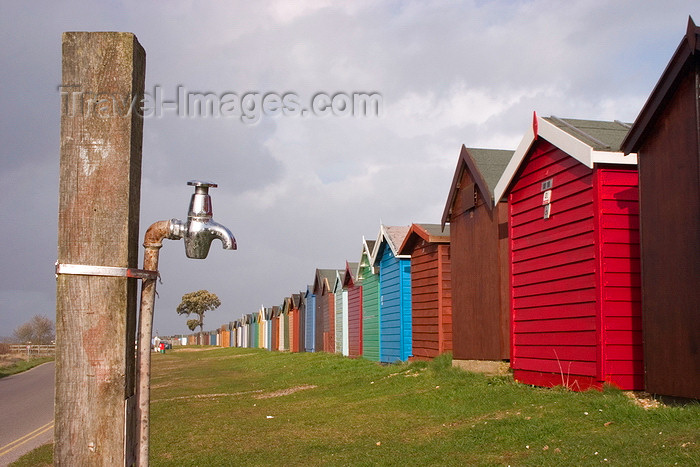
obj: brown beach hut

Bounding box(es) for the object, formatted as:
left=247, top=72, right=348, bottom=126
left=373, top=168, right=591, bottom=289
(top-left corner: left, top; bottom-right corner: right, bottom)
left=314, top=269, right=340, bottom=352
left=620, top=18, right=700, bottom=399
left=398, top=223, right=452, bottom=360
left=441, top=146, right=514, bottom=370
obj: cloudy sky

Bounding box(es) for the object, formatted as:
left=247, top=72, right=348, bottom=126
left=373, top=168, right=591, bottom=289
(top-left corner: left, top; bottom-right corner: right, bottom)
left=1, top=1, right=698, bottom=337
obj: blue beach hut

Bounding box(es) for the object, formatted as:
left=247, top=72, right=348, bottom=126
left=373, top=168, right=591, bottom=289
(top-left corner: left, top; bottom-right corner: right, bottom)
left=304, top=284, right=316, bottom=352
left=373, top=225, right=412, bottom=362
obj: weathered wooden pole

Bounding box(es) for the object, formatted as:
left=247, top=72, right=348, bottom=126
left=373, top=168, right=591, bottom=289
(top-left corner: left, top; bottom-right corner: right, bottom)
left=55, top=32, right=145, bottom=466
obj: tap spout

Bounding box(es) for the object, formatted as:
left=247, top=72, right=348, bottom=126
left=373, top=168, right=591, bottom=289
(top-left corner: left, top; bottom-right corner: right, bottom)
left=206, top=220, right=237, bottom=251
left=181, top=219, right=236, bottom=259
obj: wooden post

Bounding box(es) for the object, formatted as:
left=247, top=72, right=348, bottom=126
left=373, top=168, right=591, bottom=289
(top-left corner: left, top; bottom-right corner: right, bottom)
left=56, top=32, right=145, bottom=466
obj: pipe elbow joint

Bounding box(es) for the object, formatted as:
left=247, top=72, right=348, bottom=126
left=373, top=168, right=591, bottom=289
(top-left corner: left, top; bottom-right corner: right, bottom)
left=168, top=218, right=186, bottom=240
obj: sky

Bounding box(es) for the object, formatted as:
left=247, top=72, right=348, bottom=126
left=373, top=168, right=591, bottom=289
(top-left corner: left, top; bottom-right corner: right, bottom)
left=1, top=1, right=698, bottom=338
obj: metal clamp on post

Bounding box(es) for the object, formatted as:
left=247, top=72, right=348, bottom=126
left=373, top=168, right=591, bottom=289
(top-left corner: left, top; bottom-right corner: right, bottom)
left=55, top=262, right=159, bottom=280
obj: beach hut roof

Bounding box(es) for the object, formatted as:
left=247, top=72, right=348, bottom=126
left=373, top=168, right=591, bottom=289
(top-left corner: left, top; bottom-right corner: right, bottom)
left=314, top=269, right=341, bottom=295
left=281, top=296, right=291, bottom=312
left=442, top=146, right=513, bottom=225
left=622, top=17, right=700, bottom=153
left=372, top=225, right=410, bottom=264
left=332, top=268, right=344, bottom=291
left=493, top=114, right=636, bottom=203
left=398, top=223, right=450, bottom=255
left=355, top=237, right=377, bottom=278
left=343, top=261, right=359, bottom=287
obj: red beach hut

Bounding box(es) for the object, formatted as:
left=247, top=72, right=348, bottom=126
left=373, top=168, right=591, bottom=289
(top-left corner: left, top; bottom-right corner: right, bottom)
left=344, top=260, right=363, bottom=358
left=271, top=306, right=280, bottom=351
left=291, top=293, right=303, bottom=352
left=495, top=114, right=643, bottom=390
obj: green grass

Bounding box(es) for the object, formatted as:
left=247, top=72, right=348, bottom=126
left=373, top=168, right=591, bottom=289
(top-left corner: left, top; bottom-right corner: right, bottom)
left=13, top=348, right=700, bottom=466
left=0, top=356, right=53, bottom=379
left=150, top=348, right=698, bottom=466
left=9, top=443, right=52, bottom=467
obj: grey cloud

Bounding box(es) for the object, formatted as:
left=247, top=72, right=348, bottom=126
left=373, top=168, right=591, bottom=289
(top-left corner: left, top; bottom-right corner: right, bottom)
left=1, top=0, right=699, bottom=335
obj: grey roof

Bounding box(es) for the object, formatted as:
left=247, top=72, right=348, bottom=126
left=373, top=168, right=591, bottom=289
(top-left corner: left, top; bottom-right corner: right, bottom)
left=344, top=262, right=359, bottom=283
left=398, top=223, right=450, bottom=255
left=543, top=117, right=631, bottom=152
left=315, top=268, right=342, bottom=293
left=318, top=269, right=339, bottom=283
left=417, top=223, right=450, bottom=238
left=467, top=148, right=515, bottom=199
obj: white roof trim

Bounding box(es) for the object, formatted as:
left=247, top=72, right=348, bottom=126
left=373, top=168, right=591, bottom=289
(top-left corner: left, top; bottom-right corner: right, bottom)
left=589, top=149, right=637, bottom=165
left=358, top=235, right=377, bottom=277
left=369, top=226, right=384, bottom=266
left=371, top=225, right=410, bottom=266
left=333, top=270, right=343, bottom=291
left=493, top=116, right=638, bottom=203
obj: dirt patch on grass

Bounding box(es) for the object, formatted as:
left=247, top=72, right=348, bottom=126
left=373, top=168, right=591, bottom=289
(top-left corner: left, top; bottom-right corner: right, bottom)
left=624, top=391, right=662, bottom=410
left=406, top=410, right=520, bottom=442
left=254, top=385, right=318, bottom=399
left=151, top=377, right=191, bottom=390
left=152, top=389, right=264, bottom=403
left=193, top=353, right=257, bottom=362
left=382, top=368, right=426, bottom=379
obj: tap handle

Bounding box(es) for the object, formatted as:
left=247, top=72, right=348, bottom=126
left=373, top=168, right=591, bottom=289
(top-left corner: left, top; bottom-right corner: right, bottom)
left=187, top=180, right=218, bottom=194
left=187, top=180, right=217, bottom=217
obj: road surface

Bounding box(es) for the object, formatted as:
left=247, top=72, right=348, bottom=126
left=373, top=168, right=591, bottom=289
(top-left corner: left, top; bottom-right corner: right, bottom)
left=0, top=362, right=54, bottom=466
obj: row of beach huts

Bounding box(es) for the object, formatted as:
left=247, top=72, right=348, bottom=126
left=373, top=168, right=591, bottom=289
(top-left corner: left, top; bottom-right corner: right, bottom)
left=182, top=20, right=699, bottom=399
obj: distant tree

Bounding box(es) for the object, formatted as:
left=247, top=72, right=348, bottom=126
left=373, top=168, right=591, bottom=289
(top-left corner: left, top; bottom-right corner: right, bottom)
left=13, top=315, right=55, bottom=344
left=176, top=290, right=221, bottom=332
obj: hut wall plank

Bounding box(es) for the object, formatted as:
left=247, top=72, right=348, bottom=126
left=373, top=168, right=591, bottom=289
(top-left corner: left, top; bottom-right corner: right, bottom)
left=510, top=144, right=599, bottom=386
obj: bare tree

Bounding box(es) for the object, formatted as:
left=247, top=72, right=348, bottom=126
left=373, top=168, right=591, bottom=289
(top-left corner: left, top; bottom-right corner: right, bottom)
left=13, top=315, right=55, bottom=344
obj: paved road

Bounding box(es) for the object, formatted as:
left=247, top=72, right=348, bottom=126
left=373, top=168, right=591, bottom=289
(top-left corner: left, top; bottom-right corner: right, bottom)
left=0, top=362, right=54, bottom=466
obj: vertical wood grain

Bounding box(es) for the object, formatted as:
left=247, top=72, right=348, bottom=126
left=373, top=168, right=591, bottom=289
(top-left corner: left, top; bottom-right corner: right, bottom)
left=56, top=32, right=145, bottom=466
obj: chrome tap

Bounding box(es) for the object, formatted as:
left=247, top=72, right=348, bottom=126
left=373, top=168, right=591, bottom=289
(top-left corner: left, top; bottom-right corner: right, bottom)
left=168, top=180, right=237, bottom=259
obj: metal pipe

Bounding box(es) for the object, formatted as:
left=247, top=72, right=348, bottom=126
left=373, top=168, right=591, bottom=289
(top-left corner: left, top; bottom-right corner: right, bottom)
left=136, top=220, right=170, bottom=467
left=134, top=181, right=236, bottom=466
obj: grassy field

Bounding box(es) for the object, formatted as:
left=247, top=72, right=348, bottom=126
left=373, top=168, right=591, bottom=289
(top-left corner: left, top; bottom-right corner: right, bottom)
left=13, top=346, right=699, bottom=466
left=0, top=354, right=53, bottom=379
